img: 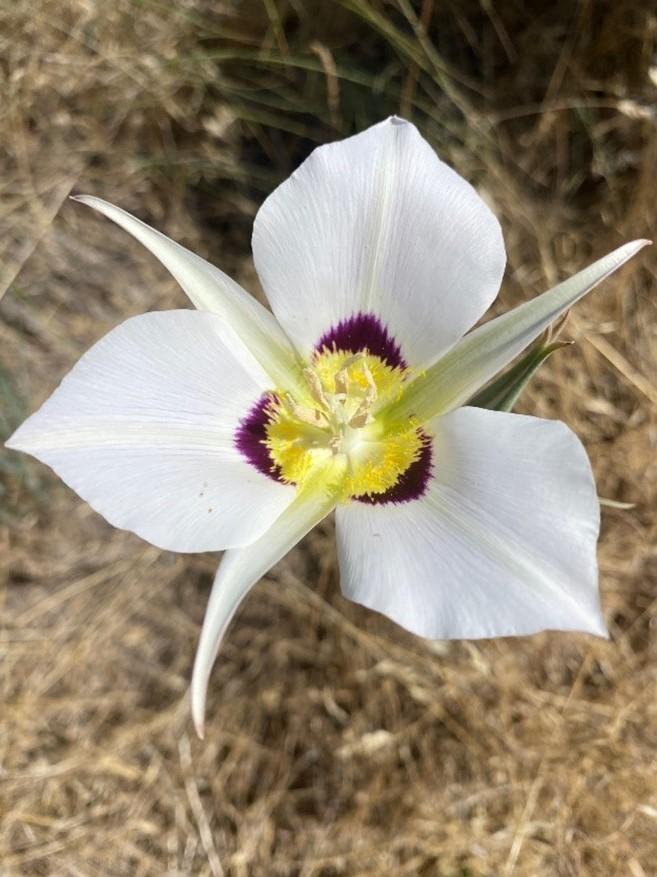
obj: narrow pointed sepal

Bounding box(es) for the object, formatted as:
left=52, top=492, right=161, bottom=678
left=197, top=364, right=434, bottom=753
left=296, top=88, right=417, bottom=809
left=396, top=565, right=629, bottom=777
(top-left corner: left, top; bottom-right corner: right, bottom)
left=387, top=239, right=650, bottom=424
left=190, top=459, right=346, bottom=737
left=71, top=195, right=302, bottom=392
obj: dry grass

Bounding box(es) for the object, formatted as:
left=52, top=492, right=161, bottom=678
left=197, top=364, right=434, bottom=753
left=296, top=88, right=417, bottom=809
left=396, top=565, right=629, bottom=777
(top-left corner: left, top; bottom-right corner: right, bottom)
left=2, top=1, right=657, bottom=874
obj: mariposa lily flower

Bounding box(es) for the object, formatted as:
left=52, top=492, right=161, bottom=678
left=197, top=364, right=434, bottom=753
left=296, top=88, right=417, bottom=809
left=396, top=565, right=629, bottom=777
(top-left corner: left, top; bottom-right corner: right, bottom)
left=7, top=118, right=647, bottom=736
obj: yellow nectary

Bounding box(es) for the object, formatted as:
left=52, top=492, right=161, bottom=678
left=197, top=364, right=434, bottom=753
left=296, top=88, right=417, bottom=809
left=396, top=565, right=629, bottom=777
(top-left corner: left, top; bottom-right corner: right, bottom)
left=264, top=349, right=425, bottom=500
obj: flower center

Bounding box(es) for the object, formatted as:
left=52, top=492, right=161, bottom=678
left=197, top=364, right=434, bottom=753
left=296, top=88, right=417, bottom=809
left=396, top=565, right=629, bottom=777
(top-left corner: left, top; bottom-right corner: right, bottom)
left=264, top=349, right=426, bottom=501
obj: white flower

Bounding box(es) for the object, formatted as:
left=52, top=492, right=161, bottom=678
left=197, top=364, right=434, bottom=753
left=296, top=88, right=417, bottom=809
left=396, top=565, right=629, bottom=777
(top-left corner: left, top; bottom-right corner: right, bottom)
left=6, top=117, right=648, bottom=736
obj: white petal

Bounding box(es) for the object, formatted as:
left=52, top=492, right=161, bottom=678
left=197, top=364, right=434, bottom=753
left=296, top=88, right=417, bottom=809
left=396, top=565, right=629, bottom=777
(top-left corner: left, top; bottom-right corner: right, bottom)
left=391, top=239, right=650, bottom=423
left=6, top=310, right=295, bottom=552
left=72, top=195, right=301, bottom=390
left=252, top=117, right=505, bottom=365
left=336, top=407, right=606, bottom=640
left=191, top=462, right=345, bottom=736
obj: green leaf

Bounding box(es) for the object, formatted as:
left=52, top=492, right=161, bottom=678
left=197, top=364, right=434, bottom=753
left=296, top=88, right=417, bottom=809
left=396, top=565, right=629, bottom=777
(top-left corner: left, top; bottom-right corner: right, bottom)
left=468, top=337, right=571, bottom=412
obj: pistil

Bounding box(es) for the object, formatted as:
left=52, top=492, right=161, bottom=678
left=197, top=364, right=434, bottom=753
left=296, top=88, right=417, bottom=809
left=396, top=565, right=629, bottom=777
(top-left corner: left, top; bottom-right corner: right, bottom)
left=260, top=348, right=425, bottom=500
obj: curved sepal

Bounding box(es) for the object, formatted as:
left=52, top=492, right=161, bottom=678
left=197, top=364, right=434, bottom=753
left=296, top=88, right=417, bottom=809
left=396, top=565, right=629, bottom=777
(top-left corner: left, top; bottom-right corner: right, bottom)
left=386, top=240, right=649, bottom=424
left=72, top=195, right=302, bottom=392
left=191, top=458, right=346, bottom=737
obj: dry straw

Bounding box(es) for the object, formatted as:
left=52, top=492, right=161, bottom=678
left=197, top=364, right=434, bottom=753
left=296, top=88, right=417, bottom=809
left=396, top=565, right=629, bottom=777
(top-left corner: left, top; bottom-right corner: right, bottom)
left=1, top=1, right=656, bottom=874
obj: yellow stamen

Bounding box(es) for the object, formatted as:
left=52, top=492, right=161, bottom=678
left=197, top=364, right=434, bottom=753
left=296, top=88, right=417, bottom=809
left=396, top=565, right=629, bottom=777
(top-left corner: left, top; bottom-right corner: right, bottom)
left=264, top=349, right=427, bottom=500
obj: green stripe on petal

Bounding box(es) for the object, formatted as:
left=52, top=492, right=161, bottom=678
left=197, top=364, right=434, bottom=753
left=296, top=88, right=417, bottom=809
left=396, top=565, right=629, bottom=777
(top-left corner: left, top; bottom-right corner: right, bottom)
left=384, top=240, right=649, bottom=425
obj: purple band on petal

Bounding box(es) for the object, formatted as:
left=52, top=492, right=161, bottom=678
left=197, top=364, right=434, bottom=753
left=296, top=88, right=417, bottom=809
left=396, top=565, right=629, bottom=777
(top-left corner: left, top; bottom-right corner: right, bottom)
left=354, top=438, right=432, bottom=505
left=234, top=394, right=282, bottom=483
left=315, top=313, right=406, bottom=368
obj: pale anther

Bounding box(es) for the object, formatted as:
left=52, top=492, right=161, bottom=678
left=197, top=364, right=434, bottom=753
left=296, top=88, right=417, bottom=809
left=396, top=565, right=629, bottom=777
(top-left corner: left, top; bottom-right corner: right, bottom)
left=303, top=367, right=331, bottom=410
left=347, top=357, right=378, bottom=428
left=283, top=392, right=328, bottom=428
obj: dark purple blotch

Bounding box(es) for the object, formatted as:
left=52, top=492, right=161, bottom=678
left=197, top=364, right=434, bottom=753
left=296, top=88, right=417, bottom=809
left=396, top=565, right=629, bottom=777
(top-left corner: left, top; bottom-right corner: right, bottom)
left=234, top=394, right=283, bottom=482
left=354, top=438, right=433, bottom=506
left=315, top=312, right=406, bottom=368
